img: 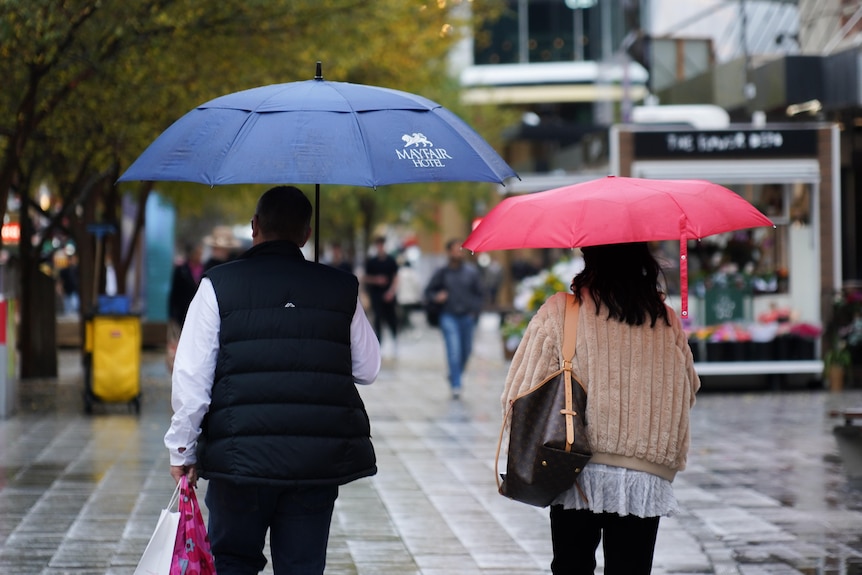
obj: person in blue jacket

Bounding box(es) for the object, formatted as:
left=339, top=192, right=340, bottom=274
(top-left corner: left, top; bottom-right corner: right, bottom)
left=425, top=238, right=485, bottom=399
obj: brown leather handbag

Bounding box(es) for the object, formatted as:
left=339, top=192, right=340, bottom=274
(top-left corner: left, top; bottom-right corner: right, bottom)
left=496, top=294, right=591, bottom=507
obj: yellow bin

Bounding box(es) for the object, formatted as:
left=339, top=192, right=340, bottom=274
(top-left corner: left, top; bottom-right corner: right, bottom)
left=85, top=315, right=141, bottom=404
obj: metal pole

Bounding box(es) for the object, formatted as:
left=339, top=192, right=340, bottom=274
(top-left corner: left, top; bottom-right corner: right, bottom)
left=518, top=0, right=529, bottom=63
left=740, top=0, right=755, bottom=111
left=601, top=1, right=613, bottom=61
left=315, top=183, right=320, bottom=262
left=314, top=61, right=322, bottom=262
left=574, top=7, right=584, bottom=61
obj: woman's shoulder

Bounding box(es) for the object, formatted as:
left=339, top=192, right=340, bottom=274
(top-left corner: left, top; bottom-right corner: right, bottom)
left=540, top=291, right=570, bottom=312
left=533, top=292, right=571, bottom=328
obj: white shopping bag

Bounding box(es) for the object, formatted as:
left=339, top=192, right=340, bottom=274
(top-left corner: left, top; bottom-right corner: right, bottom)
left=134, top=482, right=181, bottom=575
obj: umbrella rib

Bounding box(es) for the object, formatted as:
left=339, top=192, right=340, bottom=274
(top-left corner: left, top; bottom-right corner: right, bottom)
left=206, top=82, right=319, bottom=184
left=431, top=107, right=516, bottom=183
left=208, top=112, right=267, bottom=185
left=327, top=83, right=379, bottom=189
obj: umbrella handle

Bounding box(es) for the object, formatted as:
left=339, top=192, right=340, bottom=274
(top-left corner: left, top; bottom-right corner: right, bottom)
left=680, top=241, right=688, bottom=318
left=679, top=215, right=688, bottom=319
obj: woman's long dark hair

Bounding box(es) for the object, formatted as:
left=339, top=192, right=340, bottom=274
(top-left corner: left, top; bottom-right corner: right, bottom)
left=571, top=242, right=670, bottom=327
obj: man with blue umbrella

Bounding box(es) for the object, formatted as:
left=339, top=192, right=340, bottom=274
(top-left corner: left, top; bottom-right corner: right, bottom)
left=165, top=185, right=381, bottom=575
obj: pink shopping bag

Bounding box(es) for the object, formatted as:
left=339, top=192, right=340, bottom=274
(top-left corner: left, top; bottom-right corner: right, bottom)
left=171, top=476, right=216, bottom=575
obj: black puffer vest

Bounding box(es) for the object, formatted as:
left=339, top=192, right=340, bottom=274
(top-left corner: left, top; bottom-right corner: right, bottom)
left=196, top=240, right=376, bottom=486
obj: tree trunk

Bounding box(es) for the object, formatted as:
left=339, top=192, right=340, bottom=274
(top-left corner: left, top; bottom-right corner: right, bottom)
left=78, top=185, right=99, bottom=317
left=19, top=256, right=58, bottom=379
left=116, top=184, right=151, bottom=297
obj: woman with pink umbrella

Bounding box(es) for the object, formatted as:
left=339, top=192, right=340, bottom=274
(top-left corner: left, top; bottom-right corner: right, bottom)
left=501, top=242, right=701, bottom=574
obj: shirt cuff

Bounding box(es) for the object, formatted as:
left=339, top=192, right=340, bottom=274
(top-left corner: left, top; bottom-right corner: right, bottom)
left=169, top=447, right=197, bottom=467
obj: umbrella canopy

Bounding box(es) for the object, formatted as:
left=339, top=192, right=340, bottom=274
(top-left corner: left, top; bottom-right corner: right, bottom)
left=119, top=64, right=518, bottom=260
left=463, top=176, right=775, bottom=317
left=119, top=72, right=516, bottom=188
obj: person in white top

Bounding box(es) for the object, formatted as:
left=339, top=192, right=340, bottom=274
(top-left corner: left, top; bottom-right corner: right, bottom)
left=164, top=185, right=381, bottom=575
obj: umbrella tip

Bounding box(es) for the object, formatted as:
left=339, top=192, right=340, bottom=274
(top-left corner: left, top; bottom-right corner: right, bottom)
left=315, top=61, right=323, bottom=80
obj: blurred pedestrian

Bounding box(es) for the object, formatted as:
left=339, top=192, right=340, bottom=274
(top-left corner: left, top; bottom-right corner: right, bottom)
left=203, top=225, right=241, bottom=270
left=327, top=242, right=355, bottom=275
left=166, top=242, right=204, bottom=373
left=363, top=236, right=399, bottom=351
left=168, top=242, right=204, bottom=327
left=58, top=253, right=80, bottom=316
left=501, top=242, right=700, bottom=574
left=424, top=239, right=484, bottom=399
left=396, top=259, right=422, bottom=331
left=165, top=185, right=381, bottom=575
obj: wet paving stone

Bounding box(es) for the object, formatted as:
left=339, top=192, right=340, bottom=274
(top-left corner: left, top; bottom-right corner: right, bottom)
left=2, top=326, right=862, bottom=574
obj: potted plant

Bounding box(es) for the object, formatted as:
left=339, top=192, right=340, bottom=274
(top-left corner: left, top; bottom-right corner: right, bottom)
left=824, top=340, right=852, bottom=392
left=823, top=288, right=862, bottom=388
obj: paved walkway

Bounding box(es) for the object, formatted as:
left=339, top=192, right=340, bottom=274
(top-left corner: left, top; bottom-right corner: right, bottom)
left=1, top=313, right=861, bottom=574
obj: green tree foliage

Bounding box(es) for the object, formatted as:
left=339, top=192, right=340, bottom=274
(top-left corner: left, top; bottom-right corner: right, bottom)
left=2, top=0, right=512, bottom=237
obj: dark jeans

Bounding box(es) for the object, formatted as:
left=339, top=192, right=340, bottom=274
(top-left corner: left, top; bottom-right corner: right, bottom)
left=549, top=506, right=660, bottom=575
left=205, top=479, right=338, bottom=575
left=439, top=312, right=476, bottom=391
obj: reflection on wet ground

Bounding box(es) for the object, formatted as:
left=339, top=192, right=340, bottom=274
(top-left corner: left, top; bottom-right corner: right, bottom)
left=2, top=316, right=862, bottom=574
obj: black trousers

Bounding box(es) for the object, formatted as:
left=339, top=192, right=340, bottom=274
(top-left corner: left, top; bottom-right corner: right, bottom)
left=370, top=296, right=398, bottom=340
left=549, top=506, right=660, bottom=575
left=206, top=479, right=338, bottom=575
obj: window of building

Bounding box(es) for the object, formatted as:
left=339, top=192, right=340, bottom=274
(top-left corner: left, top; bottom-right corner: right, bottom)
left=474, top=1, right=629, bottom=65
left=655, top=183, right=811, bottom=299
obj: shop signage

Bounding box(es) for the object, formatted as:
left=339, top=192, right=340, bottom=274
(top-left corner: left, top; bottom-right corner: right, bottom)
left=704, top=286, right=746, bottom=325
left=633, top=128, right=818, bottom=159
left=1, top=222, right=20, bottom=244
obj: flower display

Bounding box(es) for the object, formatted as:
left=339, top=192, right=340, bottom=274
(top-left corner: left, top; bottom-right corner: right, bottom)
left=501, top=258, right=826, bottom=364
left=788, top=322, right=822, bottom=339
left=831, top=288, right=862, bottom=347
left=501, top=257, right=585, bottom=356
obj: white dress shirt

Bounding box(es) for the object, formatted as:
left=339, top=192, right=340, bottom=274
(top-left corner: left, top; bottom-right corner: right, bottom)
left=164, top=277, right=381, bottom=467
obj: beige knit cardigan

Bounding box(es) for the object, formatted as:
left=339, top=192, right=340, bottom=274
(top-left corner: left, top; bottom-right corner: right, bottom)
left=502, top=292, right=701, bottom=481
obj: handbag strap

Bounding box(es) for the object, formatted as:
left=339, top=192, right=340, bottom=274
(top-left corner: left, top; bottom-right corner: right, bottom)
left=561, top=293, right=579, bottom=364
left=561, top=294, right=580, bottom=448
left=559, top=294, right=591, bottom=504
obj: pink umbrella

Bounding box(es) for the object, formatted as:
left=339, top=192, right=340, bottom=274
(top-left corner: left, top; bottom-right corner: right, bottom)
left=463, top=176, right=775, bottom=317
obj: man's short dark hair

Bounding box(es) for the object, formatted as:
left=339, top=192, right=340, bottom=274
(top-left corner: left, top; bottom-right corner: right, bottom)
left=255, top=186, right=312, bottom=244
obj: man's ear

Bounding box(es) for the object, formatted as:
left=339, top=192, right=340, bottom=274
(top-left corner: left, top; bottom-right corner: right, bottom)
left=299, top=226, right=312, bottom=247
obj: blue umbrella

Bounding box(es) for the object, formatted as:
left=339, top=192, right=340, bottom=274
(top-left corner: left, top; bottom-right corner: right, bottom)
left=119, top=63, right=518, bottom=258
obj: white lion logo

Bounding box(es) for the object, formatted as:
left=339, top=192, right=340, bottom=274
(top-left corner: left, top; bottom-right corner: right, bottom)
left=402, top=133, right=432, bottom=147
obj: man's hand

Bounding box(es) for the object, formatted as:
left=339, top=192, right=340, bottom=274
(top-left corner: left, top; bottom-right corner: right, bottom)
left=170, top=464, right=198, bottom=488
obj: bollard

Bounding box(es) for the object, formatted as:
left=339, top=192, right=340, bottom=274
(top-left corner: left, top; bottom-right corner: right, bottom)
left=0, top=298, right=15, bottom=418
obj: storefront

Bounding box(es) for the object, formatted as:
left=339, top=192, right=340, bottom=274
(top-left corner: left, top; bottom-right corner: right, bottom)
left=610, top=122, right=840, bottom=378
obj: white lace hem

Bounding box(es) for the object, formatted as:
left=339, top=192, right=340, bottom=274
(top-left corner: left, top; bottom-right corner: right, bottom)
left=552, top=463, right=679, bottom=518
